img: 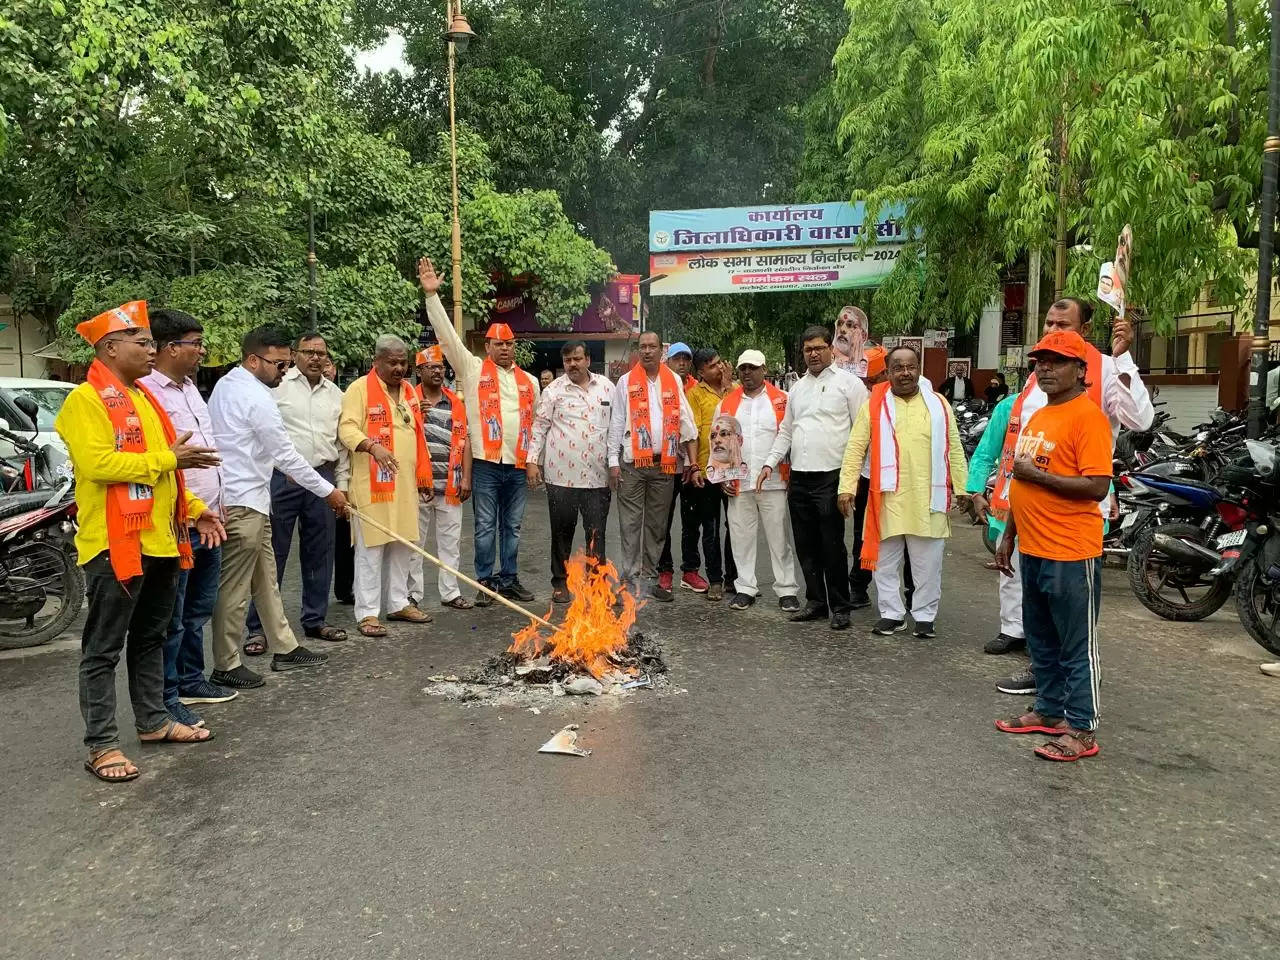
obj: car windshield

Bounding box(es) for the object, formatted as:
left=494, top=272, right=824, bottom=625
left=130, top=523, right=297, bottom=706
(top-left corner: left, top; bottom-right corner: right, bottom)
left=8, top=387, right=71, bottom=431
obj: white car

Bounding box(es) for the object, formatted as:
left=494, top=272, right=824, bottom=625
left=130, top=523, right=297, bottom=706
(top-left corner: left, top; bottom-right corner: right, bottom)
left=0, top=377, right=75, bottom=459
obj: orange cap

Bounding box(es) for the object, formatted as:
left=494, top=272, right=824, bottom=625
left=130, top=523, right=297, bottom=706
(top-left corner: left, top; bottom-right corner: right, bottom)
left=416, top=345, right=443, bottom=366
left=76, top=300, right=149, bottom=346
left=863, top=344, right=887, bottom=379
left=1028, top=329, right=1090, bottom=363
left=485, top=322, right=515, bottom=342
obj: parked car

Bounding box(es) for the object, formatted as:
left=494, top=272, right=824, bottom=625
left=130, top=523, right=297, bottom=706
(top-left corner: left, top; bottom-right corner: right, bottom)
left=0, top=378, right=74, bottom=459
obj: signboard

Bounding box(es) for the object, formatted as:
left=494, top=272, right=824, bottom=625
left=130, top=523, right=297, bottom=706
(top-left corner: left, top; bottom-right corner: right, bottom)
left=648, top=201, right=908, bottom=296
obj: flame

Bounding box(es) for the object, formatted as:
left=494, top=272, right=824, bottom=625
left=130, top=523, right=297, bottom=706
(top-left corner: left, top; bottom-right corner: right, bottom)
left=509, top=553, right=637, bottom=678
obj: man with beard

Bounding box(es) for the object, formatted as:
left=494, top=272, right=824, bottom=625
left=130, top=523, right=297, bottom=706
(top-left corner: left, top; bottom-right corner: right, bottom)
left=831, top=305, right=870, bottom=377
left=657, top=342, right=701, bottom=593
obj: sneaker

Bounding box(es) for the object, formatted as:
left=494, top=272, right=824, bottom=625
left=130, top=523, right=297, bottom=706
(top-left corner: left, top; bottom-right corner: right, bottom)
left=872, top=618, right=906, bottom=635
left=651, top=586, right=674, bottom=603
left=210, top=666, right=264, bottom=690
left=658, top=571, right=673, bottom=591
left=680, top=571, right=709, bottom=593
left=995, top=667, right=1037, bottom=695
left=178, top=680, right=238, bottom=704
left=729, top=593, right=755, bottom=610
left=707, top=583, right=723, bottom=601
left=167, top=701, right=205, bottom=728
left=271, top=645, right=329, bottom=672
left=912, top=620, right=936, bottom=638
left=849, top=591, right=871, bottom=610
left=830, top=612, right=851, bottom=631
left=501, top=580, right=535, bottom=603
left=984, top=632, right=1026, bottom=655
left=475, top=580, right=496, bottom=607
left=779, top=596, right=800, bottom=613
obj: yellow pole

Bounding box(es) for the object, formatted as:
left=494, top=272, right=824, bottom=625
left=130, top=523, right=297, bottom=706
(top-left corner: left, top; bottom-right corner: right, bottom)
left=447, top=16, right=465, bottom=339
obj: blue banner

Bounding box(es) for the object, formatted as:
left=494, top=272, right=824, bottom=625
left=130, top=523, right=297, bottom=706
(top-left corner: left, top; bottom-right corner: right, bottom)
left=649, top=201, right=907, bottom=253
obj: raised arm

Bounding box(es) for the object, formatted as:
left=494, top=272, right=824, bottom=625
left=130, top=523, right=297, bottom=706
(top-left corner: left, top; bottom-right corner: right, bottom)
left=1104, top=353, right=1154, bottom=432
left=419, top=257, right=480, bottom=384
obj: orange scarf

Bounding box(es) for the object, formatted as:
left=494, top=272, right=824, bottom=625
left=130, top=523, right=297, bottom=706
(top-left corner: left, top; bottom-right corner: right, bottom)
left=990, top=345, right=1105, bottom=520
left=627, top=364, right=682, bottom=473
left=365, top=371, right=432, bottom=503
left=85, top=360, right=192, bottom=583
left=720, top=383, right=790, bottom=494
left=417, top=383, right=469, bottom=505
left=477, top=359, right=536, bottom=467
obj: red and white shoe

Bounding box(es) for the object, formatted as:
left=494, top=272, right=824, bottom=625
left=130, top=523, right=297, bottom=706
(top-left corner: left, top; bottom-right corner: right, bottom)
left=658, top=571, right=673, bottom=592
left=680, top=571, right=709, bottom=593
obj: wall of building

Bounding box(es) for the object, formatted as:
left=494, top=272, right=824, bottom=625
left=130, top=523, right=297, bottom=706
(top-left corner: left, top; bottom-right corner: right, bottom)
left=1153, top=384, right=1220, bottom=431
left=0, top=298, right=51, bottom=379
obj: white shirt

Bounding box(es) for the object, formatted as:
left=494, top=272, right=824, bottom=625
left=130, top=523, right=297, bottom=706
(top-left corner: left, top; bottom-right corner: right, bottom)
left=273, top=366, right=345, bottom=468
left=607, top=368, right=697, bottom=467
left=714, top=390, right=787, bottom=491
left=209, top=365, right=335, bottom=515
left=528, top=372, right=613, bottom=488
left=1017, top=351, right=1153, bottom=441
left=766, top=363, right=867, bottom=472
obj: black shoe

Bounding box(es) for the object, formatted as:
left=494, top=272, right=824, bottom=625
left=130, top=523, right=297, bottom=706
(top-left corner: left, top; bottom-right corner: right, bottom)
left=913, top=620, right=936, bottom=638
left=849, top=591, right=871, bottom=610
left=984, top=632, right=1026, bottom=655
left=335, top=594, right=354, bottom=605
left=651, top=586, right=674, bottom=603
left=475, top=580, right=495, bottom=607
left=789, top=604, right=829, bottom=623
left=872, top=618, right=906, bottom=635
left=996, top=667, right=1037, bottom=695
left=779, top=596, right=800, bottom=613
left=729, top=593, right=755, bottom=610
left=210, top=666, right=265, bottom=690
left=830, top=612, right=851, bottom=630
left=501, top=580, right=535, bottom=603
left=271, top=645, right=329, bottom=672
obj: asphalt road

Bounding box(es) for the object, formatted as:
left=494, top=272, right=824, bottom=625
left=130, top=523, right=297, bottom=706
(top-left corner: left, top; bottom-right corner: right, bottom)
left=3, top=489, right=1278, bottom=960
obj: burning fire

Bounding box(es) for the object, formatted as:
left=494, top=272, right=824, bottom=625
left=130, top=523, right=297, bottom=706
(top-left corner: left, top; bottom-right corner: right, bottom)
left=509, top=554, right=637, bottom=678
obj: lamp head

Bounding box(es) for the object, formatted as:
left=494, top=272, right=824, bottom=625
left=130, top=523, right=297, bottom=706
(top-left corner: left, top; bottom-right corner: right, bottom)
left=445, top=10, right=476, bottom=52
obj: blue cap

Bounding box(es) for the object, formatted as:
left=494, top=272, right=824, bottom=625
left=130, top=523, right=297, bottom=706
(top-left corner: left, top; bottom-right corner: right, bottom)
left=666, top=341, right=692, bottom=359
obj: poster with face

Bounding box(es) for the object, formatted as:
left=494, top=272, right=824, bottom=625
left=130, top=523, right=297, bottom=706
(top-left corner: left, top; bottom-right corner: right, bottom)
left=705, top=415, right=747, bottom=485
left=1097, top=224, right=1133, bottom=317
left=947, top=359, right=971, bottom=380
left=832, top=305, right=869, bottom=376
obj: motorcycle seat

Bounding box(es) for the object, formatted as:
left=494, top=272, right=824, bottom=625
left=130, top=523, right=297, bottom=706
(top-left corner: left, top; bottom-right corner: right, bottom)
left=0, top=491, right=58, bottom=521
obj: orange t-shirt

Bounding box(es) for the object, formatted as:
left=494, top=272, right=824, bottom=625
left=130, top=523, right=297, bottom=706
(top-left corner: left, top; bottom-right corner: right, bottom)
left=1008, top=392, right=1113, bottom=561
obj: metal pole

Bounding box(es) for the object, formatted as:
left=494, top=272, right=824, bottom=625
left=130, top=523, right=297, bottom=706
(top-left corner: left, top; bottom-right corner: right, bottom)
left=448, top=25, right=465, bottom=339
left=307, top=194, right=317, bottom=327
left=1054, top=111, right=1068, bottom=298
left=1251, top=0, right=1280, bottom=438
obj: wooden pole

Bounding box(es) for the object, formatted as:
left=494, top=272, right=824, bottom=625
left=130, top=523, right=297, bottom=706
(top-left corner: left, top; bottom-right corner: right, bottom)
left=349, top=508, right=554, bottom=630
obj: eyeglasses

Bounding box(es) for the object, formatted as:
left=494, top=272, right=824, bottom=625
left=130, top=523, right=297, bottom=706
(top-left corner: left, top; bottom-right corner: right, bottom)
left=297, top=348, right=329, bottom=359
left=114, top=337, right=157, bottom=350
left=253, top=354, right=289, bottom=373
left=172, top=339, right=205, bottom=350
left=802, top=344, right=831, bottom=355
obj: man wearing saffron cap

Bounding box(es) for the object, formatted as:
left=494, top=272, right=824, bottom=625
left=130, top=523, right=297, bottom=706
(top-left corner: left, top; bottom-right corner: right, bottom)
left=339, top=335, right=435, bottom=636
left=419, top=257, right=540, bottom=605
left=56, top=301, right=227, bottom=783
left=407, top=344, right=474, bottom=610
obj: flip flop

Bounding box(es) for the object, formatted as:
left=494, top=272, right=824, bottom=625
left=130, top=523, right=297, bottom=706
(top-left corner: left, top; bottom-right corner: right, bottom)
left=359, top=617, right=387, bottom=637
left=441, top=596, right=474, bottom=610
left=84, top=748, right=139, bottom=783
left=305, top=624, right=348, bottom=642
left=243, top=636, right=267, bottom=656
left=138, top=719, right=214, bottom=745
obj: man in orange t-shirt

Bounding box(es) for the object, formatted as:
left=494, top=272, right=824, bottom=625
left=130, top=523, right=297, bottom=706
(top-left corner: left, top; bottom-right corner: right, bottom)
left=993, top=330, right=1113, bottom=763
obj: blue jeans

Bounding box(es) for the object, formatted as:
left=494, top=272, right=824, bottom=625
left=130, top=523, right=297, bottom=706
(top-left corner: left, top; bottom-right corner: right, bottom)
left=471, top=459, right=528, bottom=586
left=247, top=466, right=336, bottom=634
left=163, top=540, right=222, bottom=706
left=1022, top=553, right=1102, bottom=731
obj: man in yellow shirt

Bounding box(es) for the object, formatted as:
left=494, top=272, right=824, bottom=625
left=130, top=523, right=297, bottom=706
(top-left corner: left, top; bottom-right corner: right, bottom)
left=838, top=345, right=969, bottom=638
left=686, top=347, right=737, bottom=600
left=56, top=301, right=226, bottom=783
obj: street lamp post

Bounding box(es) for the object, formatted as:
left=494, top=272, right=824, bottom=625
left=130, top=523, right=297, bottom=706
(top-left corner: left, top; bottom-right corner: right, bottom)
left=1251, top=0, right=1280, bottom=438
left=444, top=1, right=476, bottom=339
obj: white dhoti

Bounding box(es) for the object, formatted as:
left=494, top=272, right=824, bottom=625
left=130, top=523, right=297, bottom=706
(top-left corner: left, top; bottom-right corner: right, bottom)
left=997, top=542, right=1024, bottom=637
left=408, top=497, right=463, bottom=604
left=874, top=534, right=946, bottom=622
left=727, top=488, right=798, bottom=599
left=354, top=520, right=412, bottom=621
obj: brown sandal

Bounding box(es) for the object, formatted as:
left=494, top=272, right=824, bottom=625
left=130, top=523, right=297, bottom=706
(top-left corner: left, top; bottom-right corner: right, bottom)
left=1034, top=730, right=1100, bottom=762
left=243, top=635, right=267, bottom=656
left=388, top=606, right=432, bottom=624
left=442, top=596, right=474, bottom=610
left=138, top=719, right=214, bottom=745
left=85, top=748, right=139, bottom=783
left=359, top=616, right=387, bottom=637
left=995, top=711, right=1068, bottom=735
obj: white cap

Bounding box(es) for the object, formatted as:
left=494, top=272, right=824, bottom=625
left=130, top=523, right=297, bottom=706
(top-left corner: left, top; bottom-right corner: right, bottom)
left=736, top=349, right=767, bottom=368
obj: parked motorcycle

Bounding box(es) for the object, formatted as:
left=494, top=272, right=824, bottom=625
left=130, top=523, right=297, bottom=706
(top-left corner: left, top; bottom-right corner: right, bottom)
left=951, top=398, right=989, bottom=459
left=1217, top=440, right=1280, bottom=655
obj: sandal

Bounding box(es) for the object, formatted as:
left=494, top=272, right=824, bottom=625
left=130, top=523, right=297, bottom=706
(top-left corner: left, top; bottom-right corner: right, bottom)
left=138, top=719, right=214, bottom=745
left=242, top=635, right=267, bottom=657
left=442, top=596, right=474, bottom=610
left=84, top=748, right=139, bottom=783
left=359, top=616, right=387, bottom=637
left=995, top=710, right=1068, bottom=735
left=388, top=606, right=432, bottom=624
left=1034, top=730, right=1100, bottom=762
left=305, top=624, right=348, bottom=642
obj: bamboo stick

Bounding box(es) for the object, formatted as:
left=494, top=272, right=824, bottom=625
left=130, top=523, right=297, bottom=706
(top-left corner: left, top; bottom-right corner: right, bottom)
left=349, top=508, right=554, bottom=630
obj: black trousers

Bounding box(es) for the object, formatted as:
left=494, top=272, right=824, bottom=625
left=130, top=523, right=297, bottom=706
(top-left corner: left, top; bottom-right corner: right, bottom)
left=333, top=514, right=355, bottom=603
left=546, top=483, right=611, bottom=589
left=80, top=552, right=179, bottom=750
left=850, top=475, right=912, bottom=602
left=788, top=469, right=850, bottom=614
left=658, top=478, right=699, bottom=575
left=684, top=481, right=736, bottom=585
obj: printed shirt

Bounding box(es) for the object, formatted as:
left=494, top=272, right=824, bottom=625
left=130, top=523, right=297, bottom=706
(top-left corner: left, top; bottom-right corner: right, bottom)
left=606, top=367, right=698, bottom=468
left=273, top=366, right=345, bottom=468
left=139, top=368, right=224, bottom=517
left=766, top=363, right=867, bottom=473
left=422, top=392, right=456, bottom=498
left=55, top=383, right=207, bottom=566
left=527, top=372, right=613, bottom=488
left=713, top=389, right=787, bottom=491
left=1008, top=392, right=1114, bottom=562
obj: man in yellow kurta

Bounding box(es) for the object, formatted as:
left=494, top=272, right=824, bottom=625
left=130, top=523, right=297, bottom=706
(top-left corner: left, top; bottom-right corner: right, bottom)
left=56, top=300, right=226, bottom=783
left=838, top=345, right=969, bottom=638
left=339, top=334, right=434, bottom=636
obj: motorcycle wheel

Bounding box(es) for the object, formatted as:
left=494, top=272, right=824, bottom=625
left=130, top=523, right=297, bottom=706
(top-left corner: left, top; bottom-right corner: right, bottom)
left=1126, top=521, right=1232, bottom=622
left=1235, top=560, right=1280, bottom=657
left=0, top=541, right=85, bottom=649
